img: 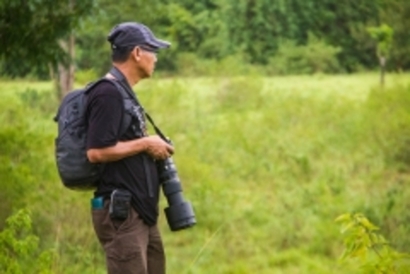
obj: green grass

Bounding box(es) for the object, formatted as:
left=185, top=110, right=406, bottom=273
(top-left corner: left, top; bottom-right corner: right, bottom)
left=1, top=72, right=410, bottom=273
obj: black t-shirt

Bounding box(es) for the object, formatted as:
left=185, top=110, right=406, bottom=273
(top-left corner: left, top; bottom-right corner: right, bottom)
left=85, top=81, right=160, bottom=226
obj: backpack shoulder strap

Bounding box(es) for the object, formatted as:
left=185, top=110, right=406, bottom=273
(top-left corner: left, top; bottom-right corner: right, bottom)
left=84, top=78, right=118, bottom=94
left=107, top=67, right=168, bottom=141
left=102, top=78, right=141, bottom=137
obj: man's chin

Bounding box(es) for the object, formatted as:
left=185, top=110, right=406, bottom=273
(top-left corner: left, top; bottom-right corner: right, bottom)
left=147, top=70, right=155, bottom=78
left=141, top=71, right=153, bottom=79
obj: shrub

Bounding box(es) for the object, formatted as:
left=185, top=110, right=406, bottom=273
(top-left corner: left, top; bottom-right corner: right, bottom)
left=0, top=92, right=55, bottom=228
left=0, top=209, right=56, bottom=274
left=176, top=52, right=262, bottom=77
left=176, top=53, right=217, bottom=76
left=268, top=33, right=342, bottom=75
left=336, top=213, right=410, bottom=273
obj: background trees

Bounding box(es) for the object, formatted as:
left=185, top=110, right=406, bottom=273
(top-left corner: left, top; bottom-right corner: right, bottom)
left=0, top=0, right=93, bottom=76
left=0, top=0, right=94, bottom=98
left=1, top=0, right=409, bottom=78
left=1, top=1, right=410, bottom=273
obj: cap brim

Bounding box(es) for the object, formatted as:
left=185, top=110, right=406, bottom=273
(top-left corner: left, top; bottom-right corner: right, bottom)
left=148, top=38, right=171, bottom=49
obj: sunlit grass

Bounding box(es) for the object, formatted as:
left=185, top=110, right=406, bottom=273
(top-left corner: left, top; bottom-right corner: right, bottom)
left=1, top=72, right=410, bottom=273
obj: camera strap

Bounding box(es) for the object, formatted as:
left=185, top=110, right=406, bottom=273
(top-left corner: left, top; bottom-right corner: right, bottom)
left=109, top=66, right=169, bottom=196
left=108, top=66, right=168, bottom=142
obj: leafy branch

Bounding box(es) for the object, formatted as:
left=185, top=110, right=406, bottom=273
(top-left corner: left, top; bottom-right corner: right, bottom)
left=0, top=209, right=57, bottom=274
left=336, top=213, right=410, bottom=273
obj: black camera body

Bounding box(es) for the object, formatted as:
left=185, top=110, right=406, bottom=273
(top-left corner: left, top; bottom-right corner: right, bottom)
left=157, top=144, right=196, bottom=231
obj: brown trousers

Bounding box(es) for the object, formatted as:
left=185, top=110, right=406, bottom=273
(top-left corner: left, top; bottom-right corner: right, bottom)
left=92, top=201, right=165, bottom=274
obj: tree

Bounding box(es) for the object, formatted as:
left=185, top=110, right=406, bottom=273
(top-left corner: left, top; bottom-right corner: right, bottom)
left=76, top=0, right=174, bottom=75
left=0, top=0, right=93, bottom=95
left=380, top=0, right=410, bottom=71
left=367, top=24, right=394, bottom=87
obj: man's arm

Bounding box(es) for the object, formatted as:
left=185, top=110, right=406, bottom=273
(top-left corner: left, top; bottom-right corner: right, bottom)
left=87, top=135, right=174, bottom=163
left=86, top=82, right=174, bottom=163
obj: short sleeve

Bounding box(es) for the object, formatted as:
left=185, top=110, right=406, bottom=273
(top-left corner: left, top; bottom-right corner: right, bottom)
left=86, top=82, right=124, bottom=149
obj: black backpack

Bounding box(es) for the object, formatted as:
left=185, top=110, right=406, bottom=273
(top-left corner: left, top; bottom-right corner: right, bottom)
left=54, top=78, right=138, bottom=191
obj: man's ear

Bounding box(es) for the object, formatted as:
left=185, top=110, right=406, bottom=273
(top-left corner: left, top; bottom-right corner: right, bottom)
left=133, top=47, right=142, bottom=62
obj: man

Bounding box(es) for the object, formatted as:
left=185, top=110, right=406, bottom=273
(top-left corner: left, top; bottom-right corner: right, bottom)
left=86, top=22, right=174, bottom=274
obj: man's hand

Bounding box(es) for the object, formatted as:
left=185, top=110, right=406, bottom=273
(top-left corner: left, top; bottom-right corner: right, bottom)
left=87, top=135, right=174, bottom=163
left=144, top=135, right=174, bottom=160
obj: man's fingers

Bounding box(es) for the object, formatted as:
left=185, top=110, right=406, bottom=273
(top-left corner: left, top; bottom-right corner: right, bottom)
left=144, top=136, right=175, bottom=158
left=166, top=144, right=174, bottom=155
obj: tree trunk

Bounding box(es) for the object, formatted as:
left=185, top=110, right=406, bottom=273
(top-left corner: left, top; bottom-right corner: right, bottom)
left=379, top=56, right=386, bottom=88
left=56, top=0, right=75, bottom=100
left=56, top=34, right=75, bottom=100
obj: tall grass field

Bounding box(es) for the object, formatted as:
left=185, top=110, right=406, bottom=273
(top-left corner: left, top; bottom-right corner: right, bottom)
left=1, top=73, right=410, bottom=273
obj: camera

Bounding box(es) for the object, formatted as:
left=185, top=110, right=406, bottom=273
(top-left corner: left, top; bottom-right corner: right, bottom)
left=157, top=148, right=196, bottom=231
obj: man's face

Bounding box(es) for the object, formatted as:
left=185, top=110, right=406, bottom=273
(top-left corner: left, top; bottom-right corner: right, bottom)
left=134, top=45, right=158, bottom=78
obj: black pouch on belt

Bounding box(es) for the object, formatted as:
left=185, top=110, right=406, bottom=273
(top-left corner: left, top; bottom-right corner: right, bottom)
left=109, top=189, right=132, bottom=220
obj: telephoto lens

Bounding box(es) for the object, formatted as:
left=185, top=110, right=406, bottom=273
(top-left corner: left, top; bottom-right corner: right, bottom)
left=157, top=156, right=196, bottom=231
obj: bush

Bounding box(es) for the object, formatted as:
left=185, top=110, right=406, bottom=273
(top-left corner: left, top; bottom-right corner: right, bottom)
left=268, top=33, right=342, bottom=75
left=0, top=209, right=56, bottom=274
left=336, top=213, right=410, bottom=273
left=0, top=98, right=48, bottom=225
left=175, top=52, right=262, bottom=77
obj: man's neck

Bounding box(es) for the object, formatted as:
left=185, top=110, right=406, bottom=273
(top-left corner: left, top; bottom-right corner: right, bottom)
left=107, top=63, right=141, bottom=86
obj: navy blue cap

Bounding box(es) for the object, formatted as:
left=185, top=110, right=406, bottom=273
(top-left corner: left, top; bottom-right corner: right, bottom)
left=107, top=22, right=170, bottom=50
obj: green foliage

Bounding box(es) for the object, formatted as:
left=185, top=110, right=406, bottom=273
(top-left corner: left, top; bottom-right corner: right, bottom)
left=175, top=53, right=259, bottom=77
left=167, top=3, right=201, bottom=52
left=380, top=0, right=410, bottom=71
left=71, top=0, right=410, bottom=77
left=135, top=74, right=410, bottom=273
left=0, top=209, right=57, bottom=274
left=0, top=84, right=57, bottom=228
left=367, top=24, right=394, bottom=58
left=76, top=0, right=172, bottom=75
left=0, top=82, right=103, bottom=273
left=18, top=88, right=59, bottom=116
left=1, top=75, right=410, bottom=273
left=268, top=34, right=342, bottom=75
left=336, top=213, right=410, bottom=273
left=0, top=0, right=94, bottom=77
left=365, top=84, right=410, bottom=170
left=3, top=0, right=410, bottom=78
left=0, top=100, right=40, bottom=223
left=74, top=69, right=98, bottom=85
left=360, top=84, right=410, bottom=252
